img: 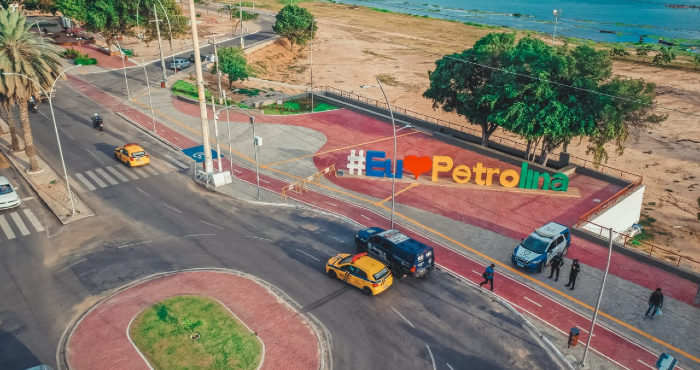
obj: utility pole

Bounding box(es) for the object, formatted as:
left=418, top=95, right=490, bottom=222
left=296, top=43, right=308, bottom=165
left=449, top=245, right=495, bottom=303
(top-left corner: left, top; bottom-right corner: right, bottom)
left=153, top=4, right=168, bottom=87
left=188, top=0, right=213, bottom=173
left=239, top=0, right=244, bottom=49
left=209, top=34, right=224, bottom=104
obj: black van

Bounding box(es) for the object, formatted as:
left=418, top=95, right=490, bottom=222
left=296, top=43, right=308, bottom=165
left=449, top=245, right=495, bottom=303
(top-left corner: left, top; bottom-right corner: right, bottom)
left=355, top=227, right=435, bottom=278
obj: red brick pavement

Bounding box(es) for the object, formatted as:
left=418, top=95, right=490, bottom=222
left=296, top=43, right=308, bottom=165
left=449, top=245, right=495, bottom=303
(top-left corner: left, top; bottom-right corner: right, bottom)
left=66, top=271, right=319, bottom=369
left=69, top=44, right=136, bottom=69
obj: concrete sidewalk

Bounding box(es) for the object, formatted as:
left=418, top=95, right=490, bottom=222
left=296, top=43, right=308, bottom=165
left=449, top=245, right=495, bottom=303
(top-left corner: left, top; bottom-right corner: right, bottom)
left=0, top=119, right=93, bottom=225
left=70, top=72, right=700, bottom=369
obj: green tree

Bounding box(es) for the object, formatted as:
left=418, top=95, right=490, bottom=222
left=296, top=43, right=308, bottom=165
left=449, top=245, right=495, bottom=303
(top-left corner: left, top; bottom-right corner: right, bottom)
left=272, top=5, right=316, bottom=51
left=635, top=44, right=653, bottom=61
left=608, top=44, right=628, bottom=58
left=694, top=54, right=700, bottom=70
left=423, top=32, right=516, bottom=146
left=0, top=8, right=62, bottom=171
left=23, top=0, right=59, bottom=15
left=216, top=46, right=253, bottom=88
left=652, top=46, right=676, bottom=65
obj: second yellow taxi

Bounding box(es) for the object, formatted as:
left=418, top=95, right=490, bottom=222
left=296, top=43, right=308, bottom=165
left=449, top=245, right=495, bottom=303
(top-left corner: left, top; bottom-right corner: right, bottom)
left=114, top=143, right=150, bottom=167
left=326, top=252, right=393, bottom=296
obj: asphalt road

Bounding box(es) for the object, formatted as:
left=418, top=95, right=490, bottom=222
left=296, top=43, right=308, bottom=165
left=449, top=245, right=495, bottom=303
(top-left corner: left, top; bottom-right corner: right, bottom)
left=0, top=13, right=557, bottom=370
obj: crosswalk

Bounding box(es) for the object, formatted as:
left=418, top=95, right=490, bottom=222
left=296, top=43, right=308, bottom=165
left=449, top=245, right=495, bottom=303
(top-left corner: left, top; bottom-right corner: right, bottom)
left=0, top=208, right=45, bottom=240
left=71, top=156, right=190, bottom=192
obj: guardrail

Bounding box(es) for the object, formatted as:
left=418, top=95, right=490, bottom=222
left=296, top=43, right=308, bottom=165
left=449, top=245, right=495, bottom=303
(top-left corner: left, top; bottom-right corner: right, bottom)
left=579, top=219, right=700, bottom=272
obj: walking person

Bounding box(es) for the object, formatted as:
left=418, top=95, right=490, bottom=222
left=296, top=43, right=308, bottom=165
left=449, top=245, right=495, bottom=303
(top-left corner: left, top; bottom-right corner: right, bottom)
left=564, top=259, right=580, bottom=290
left=644, top=288, right=664, bottom=319
left=548, top=254, right=564, bottom=281
left=479, top=264, right=495, bottom=291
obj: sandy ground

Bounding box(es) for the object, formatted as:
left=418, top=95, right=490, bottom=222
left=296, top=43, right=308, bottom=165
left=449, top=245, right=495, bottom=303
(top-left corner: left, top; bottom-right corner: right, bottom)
left=239, top=2, right=700, bottom=261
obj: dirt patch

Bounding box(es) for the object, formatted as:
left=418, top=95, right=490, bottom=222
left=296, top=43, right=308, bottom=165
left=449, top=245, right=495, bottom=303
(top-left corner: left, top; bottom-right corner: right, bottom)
left=243, top=1, right=700, bottom=261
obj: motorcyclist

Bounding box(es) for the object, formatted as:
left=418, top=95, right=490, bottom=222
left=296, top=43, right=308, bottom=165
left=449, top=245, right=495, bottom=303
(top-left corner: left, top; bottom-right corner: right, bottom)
left=28, top=96, right=38, bottom=112
left=92, top=113, right=103, bottom=129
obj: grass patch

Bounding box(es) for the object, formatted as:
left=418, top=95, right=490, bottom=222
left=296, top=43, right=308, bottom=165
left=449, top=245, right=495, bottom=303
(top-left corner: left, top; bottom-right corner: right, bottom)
left=262, top=98, right=338, bottom=114
left=130, top=295, right=261, bottom=370
left=172, top=80, right=212, bottom=100
left=233, top=88, right=261, bottom=97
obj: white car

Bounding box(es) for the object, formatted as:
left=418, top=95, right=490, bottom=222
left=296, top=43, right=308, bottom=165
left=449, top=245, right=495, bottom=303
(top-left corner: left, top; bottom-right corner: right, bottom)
left=0, top=176, right=21, bottom=210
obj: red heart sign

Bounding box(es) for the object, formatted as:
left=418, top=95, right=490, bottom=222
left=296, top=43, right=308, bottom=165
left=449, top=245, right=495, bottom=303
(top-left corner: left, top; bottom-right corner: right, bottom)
left=403, top=155, right=432, bottom=180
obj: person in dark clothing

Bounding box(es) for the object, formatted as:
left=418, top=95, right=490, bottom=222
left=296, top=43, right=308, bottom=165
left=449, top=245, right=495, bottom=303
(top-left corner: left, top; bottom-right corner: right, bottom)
left=564, top=259, right=580, bottom=290
left=548, top=254, right=564, bottom=281
left=479, top=264, right=495, bottom=291
left=644, top=288, right=664, bottom=319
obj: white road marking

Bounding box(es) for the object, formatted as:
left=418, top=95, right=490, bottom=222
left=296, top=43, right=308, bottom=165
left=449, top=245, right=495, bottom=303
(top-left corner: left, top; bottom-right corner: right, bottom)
left=60, top=258, right=86, bottom=271
left=446, top=363, right=455, bottom=370
left=243, top=235, right=272, bottom=242
left=85, top=170, right=108, bottom=188
left=74, top=173, right=97, bottom=191
left=105, top=166, right=129, bottom=182
left=136, top=187, right=150, bottom=197
left=324, top=201, right=338, bottom=207
left=524, top=296, right=542, bottom=307
left=637, top=359, right=656, bottom=369
left=576, top=326, right=595, bottom=337
left=60, top=128, right=75, bottom=140
left=20, top=197, right=35, bottom=201
left=95, top=168, right=118, bottom=185
left=142, top=165, right=160, bottom=176
left=166, top=156, right=188, bottom=169
left=201, top=220, right=224, bottom=230
left=472, top=269, right=482, bottom=275
left=183, top=233, right=216, bottom=237
left=22, top=209, right=44, bottom=232
left=260, top=178, right=270, bottom=184
left=391, top=307, right=415, bottom=328
left=10, top=212, right=30, bottom=236
left=426, top=344, right=436, bottom=370
left=115, top=164, right=140, bottom=180
left=153, top=157, right=177, bottom=171
left=295, top=248, right=320, bottom=261
left=360, top=214, right=372, bottom=220
left=85, top=149, right=105, bottom=164
left=163, top=203, right=182, bottom=213
left=132, top=167, right=149, bottom=178
left=233, top=169, right=242, bottom=174
left=0, top=215, right=16, bottom=239
left=117, top=240, right=153, bottom=249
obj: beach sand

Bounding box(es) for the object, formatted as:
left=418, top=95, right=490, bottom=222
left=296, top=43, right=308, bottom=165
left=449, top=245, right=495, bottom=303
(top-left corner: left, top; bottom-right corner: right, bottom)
left=242, top=2, right=700, bottom=262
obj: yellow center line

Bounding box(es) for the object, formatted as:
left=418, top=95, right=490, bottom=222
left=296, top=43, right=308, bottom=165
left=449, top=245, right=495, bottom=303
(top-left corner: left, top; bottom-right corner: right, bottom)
left=379, top=182, right=420, bottom=204
left=130, top=101, right=698, bottom=363
left=264, top=131, right=420, bottom=167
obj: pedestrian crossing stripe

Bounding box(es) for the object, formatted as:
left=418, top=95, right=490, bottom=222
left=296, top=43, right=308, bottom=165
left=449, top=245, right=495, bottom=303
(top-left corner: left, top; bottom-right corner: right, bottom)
left=0, top=209, right=44, bottom=240
left=71, top=157, right=188, bottom=192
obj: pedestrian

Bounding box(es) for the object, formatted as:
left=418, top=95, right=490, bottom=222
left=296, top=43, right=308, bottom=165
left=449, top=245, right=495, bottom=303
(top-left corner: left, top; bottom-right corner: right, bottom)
left=644, top=288, right=664, bottom=319
left=564, top=259, right=580, bottom=290
left=479, top=264, right=495, bottom=291
left=549, top=254, right=564, bottom=281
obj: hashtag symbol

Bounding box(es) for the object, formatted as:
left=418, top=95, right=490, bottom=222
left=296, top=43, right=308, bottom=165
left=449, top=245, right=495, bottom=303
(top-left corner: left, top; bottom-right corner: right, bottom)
left=347, top=149, right=366, bottom=175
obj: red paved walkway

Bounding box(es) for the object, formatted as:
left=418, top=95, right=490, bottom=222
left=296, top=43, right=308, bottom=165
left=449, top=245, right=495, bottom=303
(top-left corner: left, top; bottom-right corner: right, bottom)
left=70, top=44, right=136, bottom=69
left=66, top=271, right=319, bottom=369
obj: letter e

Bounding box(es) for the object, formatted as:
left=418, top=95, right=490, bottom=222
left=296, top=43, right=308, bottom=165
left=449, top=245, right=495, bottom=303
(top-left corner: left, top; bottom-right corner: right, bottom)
left=452, top=165, right=472, bottom=184
left=366, top=151, right=387, bottom=177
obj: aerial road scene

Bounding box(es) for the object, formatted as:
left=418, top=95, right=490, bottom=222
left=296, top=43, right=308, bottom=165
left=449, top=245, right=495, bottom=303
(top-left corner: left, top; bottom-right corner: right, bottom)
left=0, top=0, right=698, bottom=369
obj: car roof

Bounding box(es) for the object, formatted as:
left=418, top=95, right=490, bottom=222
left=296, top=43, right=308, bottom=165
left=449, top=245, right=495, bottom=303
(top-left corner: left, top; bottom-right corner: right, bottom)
left=0, top=176, right=9, bottom=185
left=351, top=255, right=387, bottom=274
left=377, top=229, right=431, bottom=253
left=535, top=222, right=568, bottom=239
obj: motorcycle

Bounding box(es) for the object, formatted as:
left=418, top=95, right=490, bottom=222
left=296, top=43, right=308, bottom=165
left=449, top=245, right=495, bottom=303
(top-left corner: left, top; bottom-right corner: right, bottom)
left=92, top=116, right=104, bottom=131
left=28, top=100, right=38, bottom=113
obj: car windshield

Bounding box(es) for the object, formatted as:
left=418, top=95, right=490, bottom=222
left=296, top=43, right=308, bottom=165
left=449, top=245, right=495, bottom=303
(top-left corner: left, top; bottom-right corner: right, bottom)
left=521, top=234, right=549, bottom=254
left=339, top=255, right=354, bottom=265
left=373, top=267, right=389, bottom=281
left=131, top=151, right=146, bottom=157
left=0, top=184, right=13, bottom=195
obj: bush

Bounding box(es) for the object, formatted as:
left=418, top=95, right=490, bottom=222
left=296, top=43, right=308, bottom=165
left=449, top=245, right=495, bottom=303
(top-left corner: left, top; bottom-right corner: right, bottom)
left=62, top=48, right=81, bottom=59
left=609, top=45, right=628, bottom=58
left=75, top=56, right=97, bottom=65
left=653, top=47, right=676, bottom=65
left=122, top=49, right=134, bottom=57
left=171, top=80, right=212, bottom=100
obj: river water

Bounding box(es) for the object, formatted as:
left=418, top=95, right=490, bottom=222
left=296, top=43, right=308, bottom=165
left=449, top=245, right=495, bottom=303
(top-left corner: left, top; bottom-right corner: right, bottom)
left=333, top=0, right=700, bottom=45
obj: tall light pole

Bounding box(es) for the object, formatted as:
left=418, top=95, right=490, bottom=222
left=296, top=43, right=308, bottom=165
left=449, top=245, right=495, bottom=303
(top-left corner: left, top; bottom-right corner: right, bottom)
left=152, top=4, right=168, bottom=88
left=210, top=96, right=222, bottom=172
left=188, top=0, right=214, bottom=173
left=552, top=9, right=561, bottom=45
left=581, top=228, right=614, bottom=367
left=207, top=33, right=225, bottom=104
left=2, top=64, right=83, bottom=215
left=96, top=33, right=131, bottom=101
left=29, top=21, right=45, bottom=49
left=361, top=78, right=398, bottom=229
left=135, top=1, right=159, bottom=132
left=214, top=104, right=259, bottom=198
left=239, top=0, right=245, bottom=48
left=308, top=19, right=316, bottom=112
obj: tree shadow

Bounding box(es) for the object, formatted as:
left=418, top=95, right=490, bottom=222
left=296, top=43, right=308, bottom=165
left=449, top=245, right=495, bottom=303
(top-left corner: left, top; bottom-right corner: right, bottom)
left=0, top=326, right=42, bottom=369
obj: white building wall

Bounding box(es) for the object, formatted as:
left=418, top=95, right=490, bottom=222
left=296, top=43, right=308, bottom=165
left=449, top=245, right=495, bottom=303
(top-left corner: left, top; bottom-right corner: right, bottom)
left=584, top=185, right=645, bottom=234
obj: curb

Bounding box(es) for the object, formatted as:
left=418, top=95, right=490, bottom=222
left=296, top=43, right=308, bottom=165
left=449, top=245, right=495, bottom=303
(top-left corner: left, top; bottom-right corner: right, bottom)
left=56, top=268, right=332, bottom=370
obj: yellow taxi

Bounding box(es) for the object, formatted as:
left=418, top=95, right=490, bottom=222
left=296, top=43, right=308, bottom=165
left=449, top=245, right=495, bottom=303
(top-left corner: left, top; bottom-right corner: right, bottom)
left=114, top=143, right=150, bottom=167
left=326, top=252, right=393, bottom=296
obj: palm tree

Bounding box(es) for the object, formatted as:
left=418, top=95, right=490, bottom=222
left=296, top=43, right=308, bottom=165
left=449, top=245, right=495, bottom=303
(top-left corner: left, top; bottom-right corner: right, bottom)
left=0, top=8, right=62, bottom=172
left=0, top=94, right=21, bottom=151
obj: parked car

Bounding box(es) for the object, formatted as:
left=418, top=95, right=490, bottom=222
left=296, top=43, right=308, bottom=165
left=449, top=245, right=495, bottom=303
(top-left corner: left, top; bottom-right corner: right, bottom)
left=188, top=53, right=207, bottom=63
left=0, top=176, right=21, bottom=210
left=168, top=58, right=191, bottom=70
left=326, top=252, right=393, bottom=296
left=355, top=227, right=434, bottom=278
left=512, top=222, right=571, bottom=272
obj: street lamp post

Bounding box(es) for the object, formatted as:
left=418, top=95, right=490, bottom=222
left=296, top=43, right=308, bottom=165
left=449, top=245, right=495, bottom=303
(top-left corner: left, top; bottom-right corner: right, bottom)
left=552, top=9, right=561, bottom=45
left=581, top=228, right=614, bottom=367
left=361, top=78, right=398, bottom=229
left=213, top=104, right=260, bottom=198
left=152, top=4, right=168, bottom=88
left=239, top=0, right=245, bottom=48
left=210, top=96, right=223, bottom=172
left=2, top=64, right=83, bottom=215
left=29, top=21, right=45, bottom=49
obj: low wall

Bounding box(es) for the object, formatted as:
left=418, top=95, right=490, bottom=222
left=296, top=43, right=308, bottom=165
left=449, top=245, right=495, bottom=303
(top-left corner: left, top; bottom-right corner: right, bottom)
left=585, top=185, right=645, bottom=234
